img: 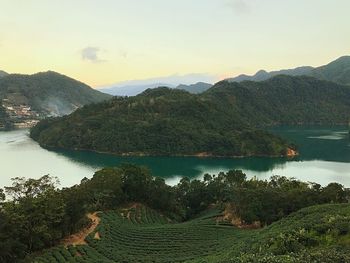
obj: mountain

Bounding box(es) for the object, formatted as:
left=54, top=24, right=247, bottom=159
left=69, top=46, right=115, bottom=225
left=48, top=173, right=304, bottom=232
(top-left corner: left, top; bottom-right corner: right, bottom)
left=0, top=71, right=111, bottom=117
left=176, top=82, right=213, bottom=94
left=311, top=55, right=350, bottom=85
left=31, top=75, right=350, bottom=157
left=100, top=83, right=175, bottom=96
left=0, top=71, right=112, bottom=130
left=229, top=67, right=314, bottom=82
left=228, top=56, right=350, bottom=85
left=0, top=70, right=8, bottom=78
left=102, top=81, right=213, bottom=96
left=98, top=73, right=217, bottom=96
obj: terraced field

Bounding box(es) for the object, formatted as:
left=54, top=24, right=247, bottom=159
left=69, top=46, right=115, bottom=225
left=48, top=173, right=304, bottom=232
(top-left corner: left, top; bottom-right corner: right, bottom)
left=33, top=204, right=350, bottom=263
left=34, top=205, right=248, bottom=263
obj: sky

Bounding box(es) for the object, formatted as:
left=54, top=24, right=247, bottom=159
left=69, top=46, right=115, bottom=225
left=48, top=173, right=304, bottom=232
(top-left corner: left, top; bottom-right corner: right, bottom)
left=0, top=0, right=349, bottom=87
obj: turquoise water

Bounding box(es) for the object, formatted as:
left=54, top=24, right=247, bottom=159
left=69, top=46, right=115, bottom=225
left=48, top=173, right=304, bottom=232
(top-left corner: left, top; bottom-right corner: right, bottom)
left=0, top=127, right=349, bottom=188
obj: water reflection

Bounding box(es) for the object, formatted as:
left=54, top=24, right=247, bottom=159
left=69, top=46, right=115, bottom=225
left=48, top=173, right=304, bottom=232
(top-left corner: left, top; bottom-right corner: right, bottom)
left=270, top=126, right=350, bottom=162
left=49, top=126, right=350, bottom=180
left=1, top=126, right=349, bottom=188
left=52, top=148, right=292, bottom=178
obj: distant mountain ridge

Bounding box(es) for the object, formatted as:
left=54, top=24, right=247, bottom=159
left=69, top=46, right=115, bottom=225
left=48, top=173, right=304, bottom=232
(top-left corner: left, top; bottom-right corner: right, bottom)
left=228, top=56, right=350, bottom=86
left=98, top=73, right=217, bottom=96
left=99, top=56, right=350, bottom=96
left=230, top=66, right=314, bottom=83
left=101, top=81, right=214, bottom=96
left=176, top=82, right=213, bottom=94
left=100, top=83, right=176, bottom=96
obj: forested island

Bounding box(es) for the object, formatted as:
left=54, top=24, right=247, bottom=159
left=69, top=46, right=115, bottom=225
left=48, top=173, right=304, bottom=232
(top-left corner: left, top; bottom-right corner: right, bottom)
left=0, top=164, right=349, bottom=262
left=30, top=75, right=350, bottom=157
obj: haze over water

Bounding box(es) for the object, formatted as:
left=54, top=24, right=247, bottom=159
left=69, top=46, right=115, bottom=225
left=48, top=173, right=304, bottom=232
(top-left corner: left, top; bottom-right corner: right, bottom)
left=0, top=126, right=349, bottom=188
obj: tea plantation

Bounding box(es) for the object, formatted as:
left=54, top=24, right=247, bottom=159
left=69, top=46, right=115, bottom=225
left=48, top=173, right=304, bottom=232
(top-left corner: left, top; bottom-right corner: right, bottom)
left=33, top=204, right=350, bottom=263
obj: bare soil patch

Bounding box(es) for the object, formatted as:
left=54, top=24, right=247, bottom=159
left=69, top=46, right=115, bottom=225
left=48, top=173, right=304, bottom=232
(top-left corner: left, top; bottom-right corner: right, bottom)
left=62, top=212, right=101, bottom=246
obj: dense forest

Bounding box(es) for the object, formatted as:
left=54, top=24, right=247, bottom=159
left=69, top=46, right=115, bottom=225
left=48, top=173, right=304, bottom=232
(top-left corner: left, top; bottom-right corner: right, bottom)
left=0, top=165, right=349, bottom=262
left=31, top=75, right=350, bottom=157
left=209, top=75, right=350, bottom=125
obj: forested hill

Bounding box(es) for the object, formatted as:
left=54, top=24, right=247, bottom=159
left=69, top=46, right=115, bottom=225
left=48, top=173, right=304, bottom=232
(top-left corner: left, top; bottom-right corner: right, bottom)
left=206, top=75, right=350, bottom=126
left=0, top=71, right=111, bottom=116
left=31, top=75, right=350, bottom=157
left=30, top=86, right=292, bottom=157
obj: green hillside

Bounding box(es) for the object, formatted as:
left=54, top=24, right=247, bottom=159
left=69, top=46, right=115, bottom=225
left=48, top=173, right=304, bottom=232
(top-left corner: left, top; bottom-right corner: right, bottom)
left=33, top=205, right=247, bottom=263
left=33, top=203, right=350, bottom=263
left=208, top=75, right=350, bottom=126
left=194, top=204, right=350, bottom=263
left=0, top=71, right=111, bottom=116
left=30, top=75, right=350, bottom=157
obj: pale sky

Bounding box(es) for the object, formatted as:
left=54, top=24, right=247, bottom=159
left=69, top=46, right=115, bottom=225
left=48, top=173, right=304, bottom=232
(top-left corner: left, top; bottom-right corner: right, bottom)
left=1, top=0, right=349, bottom=87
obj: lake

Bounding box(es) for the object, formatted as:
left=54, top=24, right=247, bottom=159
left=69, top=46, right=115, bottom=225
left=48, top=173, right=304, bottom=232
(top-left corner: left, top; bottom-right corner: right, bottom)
left=0, top=126, right=349, bottom=188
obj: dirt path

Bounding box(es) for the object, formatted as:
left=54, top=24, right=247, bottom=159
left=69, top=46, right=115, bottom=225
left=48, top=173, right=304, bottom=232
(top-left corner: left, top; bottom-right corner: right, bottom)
left=62, top=212, right=101, bottom=247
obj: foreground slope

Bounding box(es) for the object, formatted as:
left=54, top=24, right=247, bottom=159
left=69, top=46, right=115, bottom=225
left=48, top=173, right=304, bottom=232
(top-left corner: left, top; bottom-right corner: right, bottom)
left=33, top=205, right=252, bottom=263
left=195, top=203, right=350, bottom=263
left=2, top=165, right=348, bottom=262
left=34, top=203, right=350, bottom=263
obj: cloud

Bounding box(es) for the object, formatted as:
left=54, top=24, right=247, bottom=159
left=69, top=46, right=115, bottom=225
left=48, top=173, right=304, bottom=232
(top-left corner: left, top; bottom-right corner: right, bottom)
left=225, top=0, right=251, bottom=15
left=81, top=47, right=106, bottom=63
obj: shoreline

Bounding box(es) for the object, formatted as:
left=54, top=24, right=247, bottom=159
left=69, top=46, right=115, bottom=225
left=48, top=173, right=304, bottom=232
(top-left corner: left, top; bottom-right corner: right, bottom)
left=38, top=143, right=299, bottom=159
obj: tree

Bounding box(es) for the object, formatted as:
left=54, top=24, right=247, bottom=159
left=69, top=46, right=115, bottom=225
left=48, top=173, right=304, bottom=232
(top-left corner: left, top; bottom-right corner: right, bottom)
left=3, top=175, right=65, bottom=252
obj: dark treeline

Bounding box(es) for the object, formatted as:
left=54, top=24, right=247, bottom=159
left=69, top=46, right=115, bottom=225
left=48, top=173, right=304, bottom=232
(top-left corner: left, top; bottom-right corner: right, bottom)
left=0, top=164, right=349, bottom=262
